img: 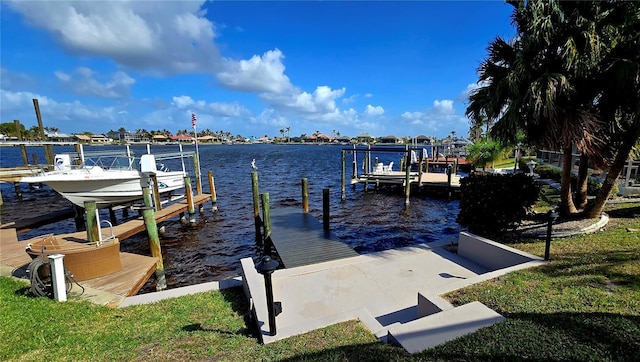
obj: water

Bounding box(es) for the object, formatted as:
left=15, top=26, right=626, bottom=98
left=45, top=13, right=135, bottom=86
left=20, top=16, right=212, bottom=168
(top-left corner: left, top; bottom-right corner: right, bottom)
left=1, top=143, right=461, bottom=292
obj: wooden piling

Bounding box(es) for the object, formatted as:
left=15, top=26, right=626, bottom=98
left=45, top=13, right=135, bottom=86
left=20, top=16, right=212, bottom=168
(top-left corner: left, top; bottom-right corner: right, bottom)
left=74, top=205, right=85, bottom=231
left=193, top=154, right=202, bottom=195
left=404, top=154, right=411, bottom=205
left=261, top=192, right=271, bottom=255
left=208, top=170, right=218, bottom=211
left=109, top=207, right=118, bottom=225
left=84, top=201, right=99, bottom=242
left=150, top=174, right=162, bottom=211
left=141, top=205, right=166, bottom=291
left=341, top=150, right=346, bottom=201
left=323, top=188, right=330, bottom=231
left=301, top=178, right=309, bottom=213
left=14, top=120, right=28, bottom=167
left=32, top=99, right=54, bottom=165
left=184, top=176, right=196, bottom=225
left=252, top=172, right=262, bottom=245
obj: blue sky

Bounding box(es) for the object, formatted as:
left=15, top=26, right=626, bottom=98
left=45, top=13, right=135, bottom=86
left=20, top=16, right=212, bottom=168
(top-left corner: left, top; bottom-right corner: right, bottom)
left=0, top=1, right=515, bottom=139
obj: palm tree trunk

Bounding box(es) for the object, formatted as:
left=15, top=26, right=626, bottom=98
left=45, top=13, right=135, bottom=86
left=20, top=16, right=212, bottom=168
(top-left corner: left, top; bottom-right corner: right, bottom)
left=575, top=153, right=589, bottom=209
left=588, top=122, right=640, bottom=218
left=559, top=145, right=578, bottom=216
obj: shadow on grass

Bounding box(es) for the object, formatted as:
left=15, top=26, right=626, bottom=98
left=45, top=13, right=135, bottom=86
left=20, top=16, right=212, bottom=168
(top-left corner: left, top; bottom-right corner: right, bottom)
left=218, top=286, right=261, bottom=339
left=606, top=205, right=640, bottom=218
left=276, top=313, right=640, bottom=362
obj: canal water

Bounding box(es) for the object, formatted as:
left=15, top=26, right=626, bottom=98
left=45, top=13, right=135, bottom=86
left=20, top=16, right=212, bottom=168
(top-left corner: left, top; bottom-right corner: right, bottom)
left=1, top=143, right=461, bottom=292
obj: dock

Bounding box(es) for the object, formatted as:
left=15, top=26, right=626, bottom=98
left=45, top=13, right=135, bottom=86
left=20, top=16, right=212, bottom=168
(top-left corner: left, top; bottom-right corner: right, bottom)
left=267, top=207, right=358, bottom=268
left=1, top=194, right=212, bottom=298
left=351, top=171, right=461, bottom=188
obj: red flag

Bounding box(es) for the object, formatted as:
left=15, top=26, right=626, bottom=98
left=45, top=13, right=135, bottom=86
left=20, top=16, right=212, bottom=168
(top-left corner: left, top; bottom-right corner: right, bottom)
left=191, top=113, right=197, bottom=129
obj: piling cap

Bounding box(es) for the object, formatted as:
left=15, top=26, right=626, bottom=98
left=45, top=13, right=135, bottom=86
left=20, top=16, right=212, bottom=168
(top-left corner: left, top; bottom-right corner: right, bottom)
left=255, top=255, right=279, bottom=274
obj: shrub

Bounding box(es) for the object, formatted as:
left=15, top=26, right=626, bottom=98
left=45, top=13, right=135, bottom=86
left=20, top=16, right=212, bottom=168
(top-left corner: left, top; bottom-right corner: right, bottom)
left=457, top=173, right=541, bottom=237
left=587, top=177, right=620, bottom=197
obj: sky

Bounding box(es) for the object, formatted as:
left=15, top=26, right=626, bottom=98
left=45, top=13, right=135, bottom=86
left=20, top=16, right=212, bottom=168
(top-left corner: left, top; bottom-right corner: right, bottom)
left=0, top=1, right=515, bottom=140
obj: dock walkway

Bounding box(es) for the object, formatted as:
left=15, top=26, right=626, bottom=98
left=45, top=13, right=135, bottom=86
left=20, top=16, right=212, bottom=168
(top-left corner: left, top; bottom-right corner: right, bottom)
left=268, top=207, right=358, bottom=268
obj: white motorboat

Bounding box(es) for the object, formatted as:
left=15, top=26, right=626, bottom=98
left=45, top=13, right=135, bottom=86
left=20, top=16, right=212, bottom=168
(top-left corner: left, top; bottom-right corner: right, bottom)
left=21, top=146, right=192, bottom=209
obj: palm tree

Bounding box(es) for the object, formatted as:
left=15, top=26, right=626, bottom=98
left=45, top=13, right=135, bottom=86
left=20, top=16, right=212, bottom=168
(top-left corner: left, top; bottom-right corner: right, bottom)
left=285, top=126, right=291, bottom=143
left=468, top=0, right=613, bottom=216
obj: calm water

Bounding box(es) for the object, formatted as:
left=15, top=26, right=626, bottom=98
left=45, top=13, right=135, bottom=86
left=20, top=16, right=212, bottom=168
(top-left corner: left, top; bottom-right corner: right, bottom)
left=0, top=143, right=461, bottom=292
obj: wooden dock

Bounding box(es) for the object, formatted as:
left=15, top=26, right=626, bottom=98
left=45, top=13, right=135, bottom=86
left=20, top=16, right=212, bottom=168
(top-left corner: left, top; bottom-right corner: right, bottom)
left=267, top=207, right=358, bottom=268
left=0, top=194, right=212, bottom=297
left=351, top=171, right=461, bottom=188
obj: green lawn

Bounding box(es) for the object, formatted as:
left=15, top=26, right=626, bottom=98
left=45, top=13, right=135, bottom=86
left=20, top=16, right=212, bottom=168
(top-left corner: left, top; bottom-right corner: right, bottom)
left=2, top=203, right=639, bottom=361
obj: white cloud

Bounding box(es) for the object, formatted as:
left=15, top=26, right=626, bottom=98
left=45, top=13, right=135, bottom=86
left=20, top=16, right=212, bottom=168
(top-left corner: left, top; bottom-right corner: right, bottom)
left=217, top=49, right=293, bottom=94
left=364, top=104, right=384, bottom=116
left=6, top=0, right=220, bottom=75
left=56, top=67, right=135, bottom=98
left=0, top=89, right=115, bottom=129
left=0, top=68, right=36, bottom=91
left=400, top=99, right=469, bottom=137
left=364, top=93, right=373, bottom=98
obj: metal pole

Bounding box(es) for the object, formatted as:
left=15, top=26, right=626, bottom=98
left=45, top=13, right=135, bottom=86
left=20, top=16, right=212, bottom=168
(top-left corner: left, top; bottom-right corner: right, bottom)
left=545, top=210, right=558, bottom=261
left=323, top=188, right=330, bottom=231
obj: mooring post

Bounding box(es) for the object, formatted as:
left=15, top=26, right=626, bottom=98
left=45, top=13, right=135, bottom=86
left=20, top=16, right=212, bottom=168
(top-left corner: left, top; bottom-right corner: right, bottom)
left=33, top=98, right=54, bottom=165
left=453, top=158, right=458, bottom=175
left=84, top=201, right=99, bottom=242
left=418, top=149, right=424, bottom=187
left=14, top=120, right=29, bottom=167
left=13, top=182, right=22, bottom=198
left=341, top=150, right=346, bottom=201
left=141, top=205, right=166, bottom=290
left=261, top=192, right=271, bottom=255
left=323, top=188, right=330, bottom=231
left=150, top=174, right=162, bottom=211
left=252, top=171, right=262, bottom=245
left=193, top=154, right=202, bottom=195
left=108, top=207, right=118, bottom=226
left=301, top=178, right=309, bottom=213
left=447, top=164, right=453, bottom=198
left=74, top=205, right=85, bottom=231
left=208, top=170, right=218, bottom=212
left=184, top=176, right=196, bottom=226
left=404, top=154, right=411, bottom=205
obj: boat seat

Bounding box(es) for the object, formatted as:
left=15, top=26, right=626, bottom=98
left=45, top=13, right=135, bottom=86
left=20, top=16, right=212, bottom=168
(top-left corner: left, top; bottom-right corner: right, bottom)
left=383, top=161, right=394, bottom=173
left=373, top=163, right=384, bottom=174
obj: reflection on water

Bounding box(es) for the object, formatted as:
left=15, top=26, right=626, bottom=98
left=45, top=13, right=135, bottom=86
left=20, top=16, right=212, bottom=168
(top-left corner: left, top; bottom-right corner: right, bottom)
left=1, top=144, right=461, bottom=292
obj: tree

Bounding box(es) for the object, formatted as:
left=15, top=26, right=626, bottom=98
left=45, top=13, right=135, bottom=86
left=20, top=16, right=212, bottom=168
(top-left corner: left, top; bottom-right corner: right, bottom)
left=467, top=0, right=612, bottom=216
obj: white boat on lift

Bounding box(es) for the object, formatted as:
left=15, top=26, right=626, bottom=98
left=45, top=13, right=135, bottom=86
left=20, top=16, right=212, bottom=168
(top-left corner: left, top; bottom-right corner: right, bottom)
left=21, top=145, right=192, bottom=209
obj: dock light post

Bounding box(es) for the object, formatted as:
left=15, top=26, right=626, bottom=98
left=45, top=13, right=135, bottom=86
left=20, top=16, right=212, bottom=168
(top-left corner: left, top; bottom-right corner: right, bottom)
left=545, top=210, right=559, bottom=261
left=527, top=160, right=537, bottom=176
left=255, top=256, right=280, bottom=336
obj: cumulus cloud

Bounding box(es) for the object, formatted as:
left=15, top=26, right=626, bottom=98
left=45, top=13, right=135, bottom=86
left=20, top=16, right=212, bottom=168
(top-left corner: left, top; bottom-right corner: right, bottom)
left=171, top=95, right=249, bottom=118
left=401, top=99, right=469, bottom=136
left=56, top=67, right=135, bottom=98
left=0, top=89, right=115, bottom=128
left=6, top=0, right=220, bottom=75
left=217, top=49, right=293, bottom=94
left=364, top=104, right=384, bottom=116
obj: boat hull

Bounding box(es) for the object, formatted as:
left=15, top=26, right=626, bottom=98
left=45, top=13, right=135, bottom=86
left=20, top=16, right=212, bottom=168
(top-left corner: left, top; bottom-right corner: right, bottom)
left=22, top=169, right=186, bottom=208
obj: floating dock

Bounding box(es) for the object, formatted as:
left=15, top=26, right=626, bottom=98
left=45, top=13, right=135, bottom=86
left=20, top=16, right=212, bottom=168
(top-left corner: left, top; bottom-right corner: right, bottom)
left=267, top=207, right=358, bottom=268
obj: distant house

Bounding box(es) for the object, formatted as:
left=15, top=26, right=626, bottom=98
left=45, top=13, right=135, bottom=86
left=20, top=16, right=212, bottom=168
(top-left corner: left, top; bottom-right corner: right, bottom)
left=304, top=133, right=334, bottom=143
left=152, top=134, right=169, bottom=143
left=44, top=131, right=74, bottom=143
left=414, top=135, right=432, bottom=145
left=74, top=134, right=91, bottom=143
left=197, top=135, right=216, bottom=143
left=378, top=135, right=400, bottom=144
left=354, top=133, right=375, bottom=144
left=169, top=135, right=194, bottom=143
left=90, top=134, right=112, bottom=143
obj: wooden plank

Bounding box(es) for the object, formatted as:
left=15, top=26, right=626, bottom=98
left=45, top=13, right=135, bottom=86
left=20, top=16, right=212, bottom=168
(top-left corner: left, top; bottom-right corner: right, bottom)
left=0, top=228, right=156, bottom=296
left=268, top=207, right=358, bottom=268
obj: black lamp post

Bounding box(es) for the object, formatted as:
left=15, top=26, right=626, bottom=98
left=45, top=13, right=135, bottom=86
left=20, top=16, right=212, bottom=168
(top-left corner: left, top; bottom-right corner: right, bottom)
left=545, top=210, right=559, bottom=261
left=255, top=255, right=280, bottom=336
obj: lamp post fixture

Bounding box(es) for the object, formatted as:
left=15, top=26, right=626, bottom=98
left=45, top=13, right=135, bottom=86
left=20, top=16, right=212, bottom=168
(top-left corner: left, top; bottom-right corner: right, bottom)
left=545, top=210, right=559, bottom=261
left=255, top=255, right=280, bottom=336
left=527, top=160, right=537, bottom=176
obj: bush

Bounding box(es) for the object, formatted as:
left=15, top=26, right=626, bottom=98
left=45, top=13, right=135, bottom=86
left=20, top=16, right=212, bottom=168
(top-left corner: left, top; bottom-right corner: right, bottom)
left=457, top=173, right=541, bottom=237
left=587, top=177, right=620, bottom=197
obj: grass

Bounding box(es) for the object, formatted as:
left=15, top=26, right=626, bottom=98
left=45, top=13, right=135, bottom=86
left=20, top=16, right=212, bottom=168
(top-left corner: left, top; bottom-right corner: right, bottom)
left=2, top=204, right=639, bottom=361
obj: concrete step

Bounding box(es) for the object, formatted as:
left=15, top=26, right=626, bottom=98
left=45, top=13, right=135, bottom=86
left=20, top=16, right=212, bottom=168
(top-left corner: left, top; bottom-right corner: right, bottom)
left=387, top=301, right=505, bottom=354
